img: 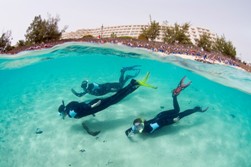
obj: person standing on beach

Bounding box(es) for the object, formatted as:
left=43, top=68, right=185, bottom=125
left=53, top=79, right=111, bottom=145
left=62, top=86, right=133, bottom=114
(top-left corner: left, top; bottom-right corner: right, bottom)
left=125, top=76, right=208, bottom=137
left=59, top=72, right=157, bottom=119
left=71, top=65, right=141, bottom=97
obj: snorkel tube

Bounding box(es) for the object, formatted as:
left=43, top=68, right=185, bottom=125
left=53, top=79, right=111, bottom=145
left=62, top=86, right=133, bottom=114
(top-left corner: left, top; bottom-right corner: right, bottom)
left=58, top=100, right=66, bottom=119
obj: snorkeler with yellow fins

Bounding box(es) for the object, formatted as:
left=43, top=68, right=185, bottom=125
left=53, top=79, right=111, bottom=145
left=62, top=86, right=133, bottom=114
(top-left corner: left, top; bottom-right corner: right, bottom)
left=58, top=72, right=157, bottom=119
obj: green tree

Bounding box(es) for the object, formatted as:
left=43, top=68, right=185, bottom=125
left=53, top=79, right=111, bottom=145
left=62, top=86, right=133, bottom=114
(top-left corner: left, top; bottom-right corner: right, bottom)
left=213, top=35, right=236, bottom=58
left=162, top=25, right=176, bottom=44
left=25, top=15, right=67, bottom=44
left=0, top=30, right=12, bottom=52
left=196, top=32, right=212, bottom=52
left=138, top=33, right=148, bottom=41
left=110, top=32, right=117, bottom=38
left=163, top=22, right=192, bottom=44
left=16, top=40, right=26, bottom=47
left=25, top=15, right=46, bottom=44
left=82, top=35, right=94, bottom=38
left=141, top=20, right=160, bottom=41
left=44, top=15, right=65, bottom=41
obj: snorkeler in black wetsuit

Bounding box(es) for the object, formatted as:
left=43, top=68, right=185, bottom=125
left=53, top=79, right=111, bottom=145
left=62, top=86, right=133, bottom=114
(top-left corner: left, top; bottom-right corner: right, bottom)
left=58, top=73, right=157, bottom=119
left=125, top=76, right=209, bottom=136
left=71, top=65, right=141, bottom=97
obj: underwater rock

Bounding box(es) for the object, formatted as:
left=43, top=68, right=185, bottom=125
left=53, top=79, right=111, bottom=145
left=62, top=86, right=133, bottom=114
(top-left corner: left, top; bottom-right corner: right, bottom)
left=35, top=128, right=43, bottom=134
left=230, top=114, right=236, bottom=118
left=80, top=149, right=85, bottom=152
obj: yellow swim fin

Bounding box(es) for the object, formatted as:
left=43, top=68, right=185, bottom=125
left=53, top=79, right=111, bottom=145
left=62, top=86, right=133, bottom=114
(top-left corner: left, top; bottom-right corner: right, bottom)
left=137, top=72, right=158, bottom=89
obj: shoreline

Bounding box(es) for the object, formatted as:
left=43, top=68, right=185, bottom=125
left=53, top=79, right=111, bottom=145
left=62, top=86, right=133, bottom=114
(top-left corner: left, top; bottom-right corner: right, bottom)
left=1, top=38, right=251, bottom=72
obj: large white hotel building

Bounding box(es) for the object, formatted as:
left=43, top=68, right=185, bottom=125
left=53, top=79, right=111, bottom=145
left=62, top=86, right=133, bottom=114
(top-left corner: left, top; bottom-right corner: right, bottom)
left=61, top=24, right=217, bottom=45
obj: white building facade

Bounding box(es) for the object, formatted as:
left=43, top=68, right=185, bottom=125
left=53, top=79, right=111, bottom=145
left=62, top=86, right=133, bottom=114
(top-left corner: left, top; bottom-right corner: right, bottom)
left=61, top=24, right=217, bottom=45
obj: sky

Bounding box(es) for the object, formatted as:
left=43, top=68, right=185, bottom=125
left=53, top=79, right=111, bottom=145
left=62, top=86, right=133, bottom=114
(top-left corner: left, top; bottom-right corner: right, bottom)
left=1, top=0, right=250, bottom=62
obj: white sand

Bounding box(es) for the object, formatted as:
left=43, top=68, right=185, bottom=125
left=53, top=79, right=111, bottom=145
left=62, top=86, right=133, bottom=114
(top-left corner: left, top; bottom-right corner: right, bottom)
left=1, top=79, right=250, bottom=167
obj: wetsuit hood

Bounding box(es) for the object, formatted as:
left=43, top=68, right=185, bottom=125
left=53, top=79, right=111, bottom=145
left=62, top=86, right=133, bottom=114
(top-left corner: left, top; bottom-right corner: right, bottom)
left=81, top=80, right=88, bottom=89
left=58, top=104, right=65, bottom=113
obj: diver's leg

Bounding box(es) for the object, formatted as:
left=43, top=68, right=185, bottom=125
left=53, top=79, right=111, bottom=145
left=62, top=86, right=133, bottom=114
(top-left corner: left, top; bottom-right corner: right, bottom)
left=178, top=106, right=208, bottom=119
left=156, top=94, right=180, bottom=121
left=88, top=79, right=140, bottom=115
left=119, top=66, right=140, bottom=87
left=120, top=65, right=141, bottom=72
left=124, top=70, right=140, bottom=82
left=118, top=69, right=126, bottom=87
left=106, top=68, right=128, bottom=91
left=173, top=95, right=180, bottom=113
left=103, top=79, right=139, bottom=105
left=89, top=73, right=155, bottom=115
left=168, top=93, right=181, bottom=122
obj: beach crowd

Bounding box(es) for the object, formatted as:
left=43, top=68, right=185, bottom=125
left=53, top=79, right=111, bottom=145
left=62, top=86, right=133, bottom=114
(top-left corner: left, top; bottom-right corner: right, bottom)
left=2, top=38, right=251, bottom=72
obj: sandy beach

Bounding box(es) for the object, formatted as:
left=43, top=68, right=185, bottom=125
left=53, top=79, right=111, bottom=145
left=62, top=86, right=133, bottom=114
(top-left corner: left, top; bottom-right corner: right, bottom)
left=1, top=38, right=250, bottom=73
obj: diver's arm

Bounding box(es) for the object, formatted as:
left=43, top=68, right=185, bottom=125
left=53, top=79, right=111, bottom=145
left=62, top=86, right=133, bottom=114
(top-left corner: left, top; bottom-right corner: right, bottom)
left=71, top=88, right=87, bottom=97
left=125, top=127, right=133, bottom=137
left=125, top=127, right=138, bottom=137
left=90, top=100, right=101, bottom=108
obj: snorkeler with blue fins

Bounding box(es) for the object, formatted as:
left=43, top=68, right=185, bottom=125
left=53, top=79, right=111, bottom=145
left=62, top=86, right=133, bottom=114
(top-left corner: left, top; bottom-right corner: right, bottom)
left=58, top=72, right=157, bottom=119
left=125, top=76, right=209, bottom=137
left=71, top=65, right=141, bottom=97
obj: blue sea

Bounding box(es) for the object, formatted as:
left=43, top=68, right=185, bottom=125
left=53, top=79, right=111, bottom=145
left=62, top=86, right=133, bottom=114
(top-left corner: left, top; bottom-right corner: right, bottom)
left=0, top=42, right=251, bottom=167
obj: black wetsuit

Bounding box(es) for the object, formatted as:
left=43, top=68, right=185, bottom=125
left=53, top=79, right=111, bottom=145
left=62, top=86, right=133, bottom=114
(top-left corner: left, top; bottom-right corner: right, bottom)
left=125, top=95, right=202, bottom=135
left=84, top=82, right=124, bottom=96
left=73, top=69, right=133, bottom=97
left=65, top=79, right=140, bottom=118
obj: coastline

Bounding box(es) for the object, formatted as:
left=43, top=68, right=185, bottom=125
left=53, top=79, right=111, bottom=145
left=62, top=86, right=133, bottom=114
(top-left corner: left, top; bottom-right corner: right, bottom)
left=1, top=38, right=250, bottom=72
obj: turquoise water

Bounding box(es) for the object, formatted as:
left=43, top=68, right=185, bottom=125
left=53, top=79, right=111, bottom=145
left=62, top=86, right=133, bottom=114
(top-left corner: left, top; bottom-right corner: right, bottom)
left=0, top=42, right=251, bottom=167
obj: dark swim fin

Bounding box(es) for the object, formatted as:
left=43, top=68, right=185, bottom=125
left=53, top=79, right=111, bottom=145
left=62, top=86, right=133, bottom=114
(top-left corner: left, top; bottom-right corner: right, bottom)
left=121, top=65, right=141, bottom=72
left=136, top=72, right=157, bottom=89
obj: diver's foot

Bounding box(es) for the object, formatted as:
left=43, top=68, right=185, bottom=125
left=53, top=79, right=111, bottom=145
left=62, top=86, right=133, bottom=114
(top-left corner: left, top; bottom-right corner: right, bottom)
left=193, top=106, right=201, bottom=111
left=130, top=79, right=140, bottom=88
left=121, top=65, right=141, bottom=73
left=182, top=81, right=192, bottom=89
left=172, top=77, right=192, bottom=96
left=125, top=69, right=140, bottom=80
left=194, top=106, right=209, bottom=112
left=172, top=86, right=182, bottom=96
left=200, top=107, right=209, bottom=112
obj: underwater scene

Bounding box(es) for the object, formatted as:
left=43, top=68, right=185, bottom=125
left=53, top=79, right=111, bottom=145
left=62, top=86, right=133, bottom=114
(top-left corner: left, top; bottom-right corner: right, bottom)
left=0, top=42, right=251, bottom=167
